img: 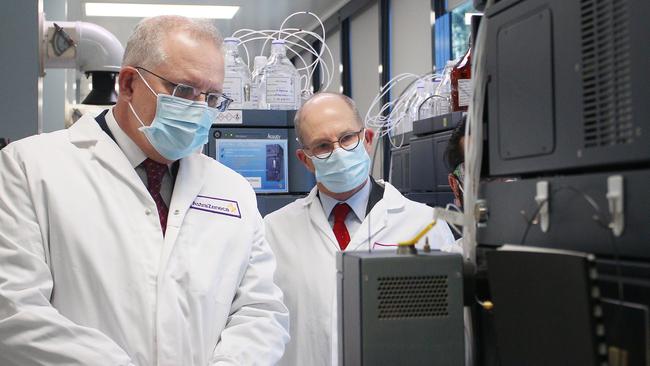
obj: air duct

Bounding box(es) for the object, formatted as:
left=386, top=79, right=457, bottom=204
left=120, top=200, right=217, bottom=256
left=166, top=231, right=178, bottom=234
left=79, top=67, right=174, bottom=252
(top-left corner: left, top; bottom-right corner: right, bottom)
left=42, top=19, right=123, bottom=105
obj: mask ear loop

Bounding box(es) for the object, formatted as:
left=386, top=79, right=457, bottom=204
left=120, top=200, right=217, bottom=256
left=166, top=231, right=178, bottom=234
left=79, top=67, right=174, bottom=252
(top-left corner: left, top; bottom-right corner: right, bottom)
left=133, top=68, right=159, bottom=97
left=453, top=170, right=465, bottom=195
left=128, top=102, right=147, bottom=128
left=129, top=68, right=159, bottom=128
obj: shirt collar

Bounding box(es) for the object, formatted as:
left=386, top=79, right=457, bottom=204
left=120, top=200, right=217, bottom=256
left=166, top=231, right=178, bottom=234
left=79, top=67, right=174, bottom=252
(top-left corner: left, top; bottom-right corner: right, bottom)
left=105, top=107, right=147, bottom=169
left=319, top=177, right=371, bottom=221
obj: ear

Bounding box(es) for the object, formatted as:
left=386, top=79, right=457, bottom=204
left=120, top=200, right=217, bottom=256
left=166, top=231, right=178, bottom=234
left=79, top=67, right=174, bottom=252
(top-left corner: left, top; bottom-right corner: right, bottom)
left=296, top=149, right=315, bottom=174
left=363, top=128, right=375, bottom=152
left=448, top=173, right=456, bottom=190
left=448, top=173, right=462, bottom=207
left=117, top=67, right=137, bottom=101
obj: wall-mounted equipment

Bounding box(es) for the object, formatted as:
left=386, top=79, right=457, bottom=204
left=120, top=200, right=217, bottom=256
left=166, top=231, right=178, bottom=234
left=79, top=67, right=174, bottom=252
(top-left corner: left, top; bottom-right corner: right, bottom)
left=206, top=110, right=316, bottom=216
left=42, top=19, right=124, bottom=106
left=1, top=4, right=125, bottom=143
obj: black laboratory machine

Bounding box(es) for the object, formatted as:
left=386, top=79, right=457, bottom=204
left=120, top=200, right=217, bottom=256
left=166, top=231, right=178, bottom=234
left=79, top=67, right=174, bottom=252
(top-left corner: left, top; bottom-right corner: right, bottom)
left=337, top=249, right=466, bottom=366
left=390, top=111, right=464, bottom=208
left=205, top=110, right=316, bottom=216
left=471, top=0, right=650, bottom=365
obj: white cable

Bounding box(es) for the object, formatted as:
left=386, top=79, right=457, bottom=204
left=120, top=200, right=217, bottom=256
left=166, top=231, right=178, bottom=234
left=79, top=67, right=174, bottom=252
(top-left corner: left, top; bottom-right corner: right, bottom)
left=364, top=72, right=419, bottom=127
left=241, top=43, right=250, bottom=68
left=364, top=72, right=446, bottom=148
left=282, top=38, right=327, bottom=94
left=238, top=31, right=321, bottom=93
left=279, top=12, right=331, bottom=92
left=279, top=29, right=334, bottom=91
left=462, top=16, right=488, bottom=264
left=283, top=30, right=335, bottom=90
left=232, top=12, right=334, bottom=95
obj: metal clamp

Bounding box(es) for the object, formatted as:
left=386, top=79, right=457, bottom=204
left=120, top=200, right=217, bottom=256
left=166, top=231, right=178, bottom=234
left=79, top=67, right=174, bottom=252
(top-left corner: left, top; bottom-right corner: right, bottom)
left=475, top=199, right=489, bottom=227
left=606, top=175, right=624, bottom=237
left=535, top=181, right=550, bottom=233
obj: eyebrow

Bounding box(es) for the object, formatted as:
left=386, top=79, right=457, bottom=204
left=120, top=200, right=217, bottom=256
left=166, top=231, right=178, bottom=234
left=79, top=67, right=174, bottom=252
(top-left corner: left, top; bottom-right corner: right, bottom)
left=309, top=129, right=360, bottom=145
left=175, top=79, right=222, bottom=95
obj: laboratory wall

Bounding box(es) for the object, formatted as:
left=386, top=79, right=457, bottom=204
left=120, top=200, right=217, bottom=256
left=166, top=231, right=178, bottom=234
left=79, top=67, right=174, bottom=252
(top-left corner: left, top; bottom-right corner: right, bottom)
left=325, top=29, right=342, bottom=94
left=390, top=0, right=434, bottom=99
left=349, top=2, right=380, bottom=124
left=0, top=0, right=41, bottom=142
left=349, top=2, right=383, bottom=179
left=42, top=0, right=68, bottom=133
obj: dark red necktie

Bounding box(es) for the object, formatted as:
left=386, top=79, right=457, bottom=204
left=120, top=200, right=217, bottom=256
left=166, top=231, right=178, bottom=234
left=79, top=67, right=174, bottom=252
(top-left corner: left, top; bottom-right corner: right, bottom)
left=142, top=158, right=169, bottom=235
left=332, top=203, right=351, bottom=251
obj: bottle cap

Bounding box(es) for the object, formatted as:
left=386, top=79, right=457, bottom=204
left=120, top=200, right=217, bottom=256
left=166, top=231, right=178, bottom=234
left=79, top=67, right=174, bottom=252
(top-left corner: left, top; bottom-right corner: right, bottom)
left=254, top=56, right=268, bottom=69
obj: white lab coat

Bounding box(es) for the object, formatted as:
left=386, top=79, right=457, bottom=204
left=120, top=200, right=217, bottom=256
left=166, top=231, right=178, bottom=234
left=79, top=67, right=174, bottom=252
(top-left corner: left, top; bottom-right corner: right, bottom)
left=0, top=114, right=289, bottom=366
left=264, top=182, right=456, bottom=366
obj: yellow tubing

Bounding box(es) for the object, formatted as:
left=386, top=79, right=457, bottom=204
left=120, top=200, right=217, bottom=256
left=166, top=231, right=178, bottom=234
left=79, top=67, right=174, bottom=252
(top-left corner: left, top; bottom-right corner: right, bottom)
left=397, top=220, right=437, bottom=246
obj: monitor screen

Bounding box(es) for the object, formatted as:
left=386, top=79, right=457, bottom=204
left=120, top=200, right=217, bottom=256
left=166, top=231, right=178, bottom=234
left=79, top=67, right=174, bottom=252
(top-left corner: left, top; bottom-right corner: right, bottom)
left=213, top=128, right=289, bottom=194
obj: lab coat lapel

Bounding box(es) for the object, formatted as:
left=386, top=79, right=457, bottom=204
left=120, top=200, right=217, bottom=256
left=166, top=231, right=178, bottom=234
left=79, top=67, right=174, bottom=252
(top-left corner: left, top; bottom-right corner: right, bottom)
left=68, top=115, right=151, bottom=202
left=348, top=200, right=388, bottom=251
left=158, top=153, right=206, bottom=270
left=304, top=187, right=340, bottom=252
left=348, top=182, right=406, bottom=251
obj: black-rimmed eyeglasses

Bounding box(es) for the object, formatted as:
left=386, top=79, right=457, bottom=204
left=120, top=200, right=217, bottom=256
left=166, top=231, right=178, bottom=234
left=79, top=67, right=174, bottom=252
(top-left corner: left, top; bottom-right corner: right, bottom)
left=135, top=66, right=233, bottom=112
left=300, top=128, right=365, bottom=159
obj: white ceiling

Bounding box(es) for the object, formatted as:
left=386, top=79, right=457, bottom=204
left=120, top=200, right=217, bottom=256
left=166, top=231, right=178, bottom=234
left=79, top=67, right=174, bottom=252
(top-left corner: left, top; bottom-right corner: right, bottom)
left=65, top=0, right=350, bottom=50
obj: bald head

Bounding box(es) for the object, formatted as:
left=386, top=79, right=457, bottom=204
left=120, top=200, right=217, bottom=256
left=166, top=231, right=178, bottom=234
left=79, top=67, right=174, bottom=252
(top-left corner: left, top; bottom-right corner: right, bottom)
left=293, top=92, right=375, bottom=199
left=294, top=92, right=364, bottom=145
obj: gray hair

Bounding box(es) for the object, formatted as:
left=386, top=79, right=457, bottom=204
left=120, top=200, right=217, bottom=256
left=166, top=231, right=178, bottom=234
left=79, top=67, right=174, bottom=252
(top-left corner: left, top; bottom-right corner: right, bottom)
left=122, top=15, right=223, bottom=69
left=294, top=92, right=364, bottom=144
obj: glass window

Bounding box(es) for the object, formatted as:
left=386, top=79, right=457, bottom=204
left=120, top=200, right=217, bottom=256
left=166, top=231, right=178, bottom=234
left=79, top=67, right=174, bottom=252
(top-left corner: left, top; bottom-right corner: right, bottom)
left=450, top=2, right=481, bottom=60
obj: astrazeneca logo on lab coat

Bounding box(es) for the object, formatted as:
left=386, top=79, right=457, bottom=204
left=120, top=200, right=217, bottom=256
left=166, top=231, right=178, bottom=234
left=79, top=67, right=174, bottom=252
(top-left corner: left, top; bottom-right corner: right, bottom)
left=190, top=195, right=241, bottom=218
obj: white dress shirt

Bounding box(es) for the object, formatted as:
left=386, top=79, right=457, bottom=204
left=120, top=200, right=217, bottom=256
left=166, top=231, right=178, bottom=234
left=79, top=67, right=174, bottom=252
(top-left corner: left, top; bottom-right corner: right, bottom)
left=318, top=177, right=371, bottom=237
left=105, top=108, right=174, bottom=206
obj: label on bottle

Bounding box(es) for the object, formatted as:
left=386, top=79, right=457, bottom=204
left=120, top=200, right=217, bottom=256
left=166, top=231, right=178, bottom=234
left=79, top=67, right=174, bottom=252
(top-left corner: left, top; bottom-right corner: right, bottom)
left=266, top=77, right=295, bottom=106
left=250, top=84, right=259, bottom=104
left=458, top=79, right=473, bottom=107
left=223, top=77, right=242, bottom=109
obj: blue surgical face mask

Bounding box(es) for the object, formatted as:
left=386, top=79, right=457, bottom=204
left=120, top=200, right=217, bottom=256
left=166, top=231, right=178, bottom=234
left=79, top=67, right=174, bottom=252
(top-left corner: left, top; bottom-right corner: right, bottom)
left=309, top=139, right=371, bottom=193
left=129, top=69, right=215, bottom=161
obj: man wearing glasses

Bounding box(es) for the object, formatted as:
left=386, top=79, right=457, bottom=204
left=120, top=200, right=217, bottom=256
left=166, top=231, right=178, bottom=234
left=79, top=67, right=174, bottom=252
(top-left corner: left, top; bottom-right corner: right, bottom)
left=264, top=92, right=456, bottom=366
left=0, top=16, right=288, bottom=365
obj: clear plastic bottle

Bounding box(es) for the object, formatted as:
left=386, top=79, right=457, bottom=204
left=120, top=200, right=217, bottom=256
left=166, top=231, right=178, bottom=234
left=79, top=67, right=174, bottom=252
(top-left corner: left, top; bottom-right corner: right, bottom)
left=259, top=39, right=301, bottom=110
left=408, top=80, right=428, bottom=128
left=222, top=37, right=251, bottom=110
left=249, top=56, right=268, bottom=109
left=414, top=79, right=440, bottom=121
left=433, top=61, right=456, bottom=116
left=418, top=79, right=440, bottom=120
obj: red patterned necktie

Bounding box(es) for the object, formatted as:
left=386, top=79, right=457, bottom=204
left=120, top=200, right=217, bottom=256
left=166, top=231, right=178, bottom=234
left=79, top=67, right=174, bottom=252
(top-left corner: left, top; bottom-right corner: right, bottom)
left=142, top=158, right=169, bottom=235
left=332, top=203, right=351, bottom=251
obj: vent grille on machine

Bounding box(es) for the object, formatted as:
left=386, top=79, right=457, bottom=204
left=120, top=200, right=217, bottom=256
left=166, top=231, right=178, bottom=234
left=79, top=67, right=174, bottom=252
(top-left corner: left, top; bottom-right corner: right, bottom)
left=377, top=275, right=449, bottom=319
left=581, top=0, right=633, bottom=148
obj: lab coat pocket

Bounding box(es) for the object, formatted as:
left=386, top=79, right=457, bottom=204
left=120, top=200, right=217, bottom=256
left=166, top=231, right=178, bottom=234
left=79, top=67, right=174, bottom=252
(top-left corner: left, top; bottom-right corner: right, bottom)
left=213, top=271, right=240, bottom=306
left=186, top=248, right=241, bottom=302
left=190, top=234, right=245, bottom=301
left=178, top=203, right=251, bottom=306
